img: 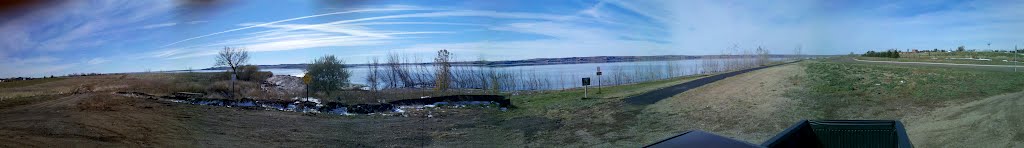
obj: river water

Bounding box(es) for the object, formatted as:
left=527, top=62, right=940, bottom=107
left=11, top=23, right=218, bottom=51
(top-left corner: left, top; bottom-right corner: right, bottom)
left=175, top=58, right=788, bottom=90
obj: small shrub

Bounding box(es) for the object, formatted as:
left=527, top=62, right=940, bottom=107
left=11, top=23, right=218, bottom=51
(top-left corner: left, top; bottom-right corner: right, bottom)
left=237, top=65, right=271, bottom=81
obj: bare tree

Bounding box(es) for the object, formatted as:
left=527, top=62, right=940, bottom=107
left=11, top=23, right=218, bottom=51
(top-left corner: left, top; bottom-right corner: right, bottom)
left=214, top=47, right=248, bottom=99
left=756, top=46, right=770, bottom=66
left=793, top=44, right=803, bottom=60
left=366, top=57, right=381, bottom=91
left=434, top=49, right=452, bottom=91
left=383, top=52, right=415, bottom=88
left=215, top=47, right=249, bottom=75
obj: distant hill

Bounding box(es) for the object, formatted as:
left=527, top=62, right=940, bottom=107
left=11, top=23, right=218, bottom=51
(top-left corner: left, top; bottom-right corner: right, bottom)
left=201, top=54, right=814, bottom=70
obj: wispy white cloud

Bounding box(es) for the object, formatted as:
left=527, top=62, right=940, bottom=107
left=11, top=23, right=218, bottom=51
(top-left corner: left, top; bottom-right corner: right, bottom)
left=142, top=22, right=178, bottom=29
left=161, top=5, right=430, bottom=47
left=87, top=58, right=110, bottom=65
left=152, top=7, right=577, bottom=60
left=601, top=0, right=1024, bottom=54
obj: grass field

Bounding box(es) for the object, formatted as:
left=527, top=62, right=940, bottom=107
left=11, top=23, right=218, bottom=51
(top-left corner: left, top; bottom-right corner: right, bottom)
left=487, top=75, right=708, bottom=147
left=902, top=51, right=1021, bottom=60
left=788, top=60, right=1024, bottom=119
left=858, top=56, right=1023, bottom=66
left=856, top=51, right=1024, bottom=66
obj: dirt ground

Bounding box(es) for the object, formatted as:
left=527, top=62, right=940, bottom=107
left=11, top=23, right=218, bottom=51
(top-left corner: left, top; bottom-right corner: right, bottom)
left=644, top=63, right=811, bottom=144
left=0, top=75, right=524, bottom=147
left=905, top=91, right=1024, bottom=147
left=0, top=90, right=525, bottom=147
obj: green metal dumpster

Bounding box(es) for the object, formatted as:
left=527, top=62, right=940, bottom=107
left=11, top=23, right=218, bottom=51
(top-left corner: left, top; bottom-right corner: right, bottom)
left=761, top=120, right=913, bottom=148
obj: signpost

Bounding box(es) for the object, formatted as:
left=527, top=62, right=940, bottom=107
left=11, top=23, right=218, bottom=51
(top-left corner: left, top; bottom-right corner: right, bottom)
left=303, top=73, right=311, bottom=100
left=597, top=67, right=602, bottom=94
left=582, top=77, right=591, bottom=99
left=230, top=74, right=237, bottom=99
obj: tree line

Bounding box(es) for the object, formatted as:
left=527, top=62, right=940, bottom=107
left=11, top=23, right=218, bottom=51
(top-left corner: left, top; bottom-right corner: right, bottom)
left=862, top=49, right=900, bottom=58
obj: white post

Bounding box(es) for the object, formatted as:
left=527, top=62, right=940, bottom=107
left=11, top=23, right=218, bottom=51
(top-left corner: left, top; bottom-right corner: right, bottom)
left=584, top=85, right=588, bottom=99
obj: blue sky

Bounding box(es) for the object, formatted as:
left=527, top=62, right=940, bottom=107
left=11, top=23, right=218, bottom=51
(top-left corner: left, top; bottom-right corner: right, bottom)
left=1, top=0, right=1022, bottom=77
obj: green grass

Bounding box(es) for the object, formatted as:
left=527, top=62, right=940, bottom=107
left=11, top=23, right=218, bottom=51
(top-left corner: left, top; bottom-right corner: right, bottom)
left=480, top=75, right=705, bottom=146
left=503, top=75, right=705, bottom=116
left=0, top=78, right=66, bottom=89
left=863, top=52, right=1024, bottom=66
left=787, top=61, right=1024, bottom=119
left=906, top=51, right=1020, bottom=59
left=858, top=56, right=1023, bottom=66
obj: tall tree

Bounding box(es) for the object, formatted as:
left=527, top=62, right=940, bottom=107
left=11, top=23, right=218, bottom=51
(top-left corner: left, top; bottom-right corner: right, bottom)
left=215, top=47, right=249, bottom=75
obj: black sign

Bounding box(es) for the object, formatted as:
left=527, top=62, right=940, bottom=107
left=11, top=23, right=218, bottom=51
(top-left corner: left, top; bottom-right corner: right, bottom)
left=596, top=72, right=602, bottom=75
left=582, top=78, right=591, bottom=86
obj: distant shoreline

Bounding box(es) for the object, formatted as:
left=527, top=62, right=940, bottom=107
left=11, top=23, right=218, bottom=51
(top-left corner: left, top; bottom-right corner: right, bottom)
left=201, top=54, right=829, bottom=70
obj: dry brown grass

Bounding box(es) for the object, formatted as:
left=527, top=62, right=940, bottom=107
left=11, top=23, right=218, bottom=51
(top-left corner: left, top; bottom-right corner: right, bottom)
left=645, top=63, right=811, bottom=143
left=905, top=91, right=1024, bottom=147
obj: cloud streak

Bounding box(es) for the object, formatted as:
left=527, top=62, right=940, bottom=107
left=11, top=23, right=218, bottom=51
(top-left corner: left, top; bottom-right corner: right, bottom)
left=160, top=5, right=430, bottom=47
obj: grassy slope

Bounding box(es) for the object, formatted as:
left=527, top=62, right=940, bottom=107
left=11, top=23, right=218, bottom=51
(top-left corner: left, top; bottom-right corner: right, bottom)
left=484, top=75, right=707, bottom=147
left=788, top=60, right=1024, bottom=119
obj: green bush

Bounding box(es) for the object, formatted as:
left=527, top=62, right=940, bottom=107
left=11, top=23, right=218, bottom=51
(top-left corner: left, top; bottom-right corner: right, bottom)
left=306, top=55, right=351, bottom=96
